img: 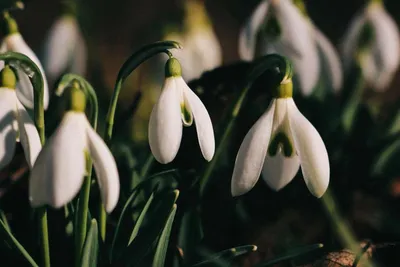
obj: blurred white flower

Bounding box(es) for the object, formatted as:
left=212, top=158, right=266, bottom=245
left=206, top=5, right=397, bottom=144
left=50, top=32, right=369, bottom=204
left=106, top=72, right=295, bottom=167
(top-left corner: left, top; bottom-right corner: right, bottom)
left=341, top=1, right=400, bottom=91
left=149, top=58, right=215, bottom=164
left=0, top=66, right=41, bottom=170
left=231, top=77, right=329, bottom=198
left=0, top=14, right=49, bottom=109
left=239, top=0, right=343, bottom=94
left=43, top=15, right=87, bottom=85
left=29, top=90, right=119, bottom=212
left=158, top=0, right=222, bottom=83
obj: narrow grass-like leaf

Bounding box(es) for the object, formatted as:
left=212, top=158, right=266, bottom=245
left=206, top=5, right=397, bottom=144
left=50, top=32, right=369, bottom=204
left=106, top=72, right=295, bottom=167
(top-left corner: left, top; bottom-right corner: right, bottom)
left=116, top=190, right=179, bottom=266
left=372, top=138, right=400, bottom=176
left=0, top=218, right=38, bottom=267
left=192, top=245, right=257, bottom=267
left=152, top=204, right=177, bottom=267
left=178, top=209, right=204, bottom=264
left=254, top=243, right=324, bottom=267
left=110, top=169, right=178, bottom=261
left=80, top=219, right=99, bottom=267
left=128, top=192, right=156, bottom=245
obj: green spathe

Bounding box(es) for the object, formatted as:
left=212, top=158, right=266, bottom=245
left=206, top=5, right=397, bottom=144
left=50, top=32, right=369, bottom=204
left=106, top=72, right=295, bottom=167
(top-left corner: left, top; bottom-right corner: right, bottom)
left=165, top=57, right=182, bottom=77
left=66, top=82, right=86, bottom=112
left=0, top=65, right=17, bottom=89
left=272, top=78, right=293, bottom=98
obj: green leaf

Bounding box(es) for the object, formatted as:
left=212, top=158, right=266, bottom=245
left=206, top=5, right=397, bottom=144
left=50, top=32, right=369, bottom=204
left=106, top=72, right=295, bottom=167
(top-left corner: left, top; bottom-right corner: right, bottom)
left=128, top=191, right=156, bottom=245
left=192, top=245, right=257, bottom=267
left=80, top=219, right=99, bottom=267
left=116, top=190, right=179, bottom=266
left=110, top=169, right=178, bottom=261
left=152, top=204, right=177, bottom=267
left=372, top=138, right=400, bottom=176
left=177, top=209, right=204, bottom=264
left=254, top=243, right=324, bottom=267
left=0, top=217, right=38, bottom=267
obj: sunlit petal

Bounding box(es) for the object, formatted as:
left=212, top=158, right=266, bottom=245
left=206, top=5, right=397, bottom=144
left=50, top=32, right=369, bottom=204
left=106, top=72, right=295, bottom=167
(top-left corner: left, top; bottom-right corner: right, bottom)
left=15, top=100, right=41, bottom=169
left=0, top=88, right=17, bottom=169
left=180, top=78, right=215, bottom=161
left=29, top=112, right=87, bottom=208
left=86, top=122, right=120, bottom=213
left=43, top=16, right=79, bottom=83
left=4, top=34, right=49, bottom=109
left=148, top=78, right=183, bottom=164
left=262, top=152, right=300, bottom=191
left=340, top=11, right=366, bottom=71
left=370, top=6, right=400, bottom=90
left=312, top=23, right=343, bottom=92
left=288, top=99, right=329, bottom=198
left=238, top=0, right=269, bottom=61
left=273, top=0, right=319, bottom=95
left=231, top=100, right=276, bottom=196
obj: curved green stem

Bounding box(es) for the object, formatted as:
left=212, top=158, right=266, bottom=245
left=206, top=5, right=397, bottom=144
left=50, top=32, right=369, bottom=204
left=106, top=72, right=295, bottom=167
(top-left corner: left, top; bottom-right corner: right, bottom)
left=199, top=54, right=292, bottom=196
left=104, top=40, right=181, bottom=144
left=56, top=74, right=98, bottom=129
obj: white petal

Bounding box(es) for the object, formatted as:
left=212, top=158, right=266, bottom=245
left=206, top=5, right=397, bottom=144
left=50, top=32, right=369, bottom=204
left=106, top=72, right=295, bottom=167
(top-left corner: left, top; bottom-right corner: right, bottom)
left=0, top=88, right=17, bottom=169
left=262, top=152, right=300, bottom=191
left=43, top=16, right=80, bottom=84
left=182, top=28, right=222, bottom=81
left=29, top=112, right=87, bottom=208
left=340, top=10, right=366, bottom=71
left=369, top=6, right=400, bottom=90
left=238, top=0, right=269, bottom=61
left=287, top=99, right=329, bottom=198
left=272, top=0, right=320, bottom=95
left=148, top=78, right=183, bottom=164
left=86, top=123, right=120, bottom=213
left=4, top=34, right=49, bottom=109
left=231, top=100, right=276, bottom=196
left=180, top=78, right=215, bottom=161
left=15, top=100, right=41, bottom=169
left=312, top=24, right=343, bottom=92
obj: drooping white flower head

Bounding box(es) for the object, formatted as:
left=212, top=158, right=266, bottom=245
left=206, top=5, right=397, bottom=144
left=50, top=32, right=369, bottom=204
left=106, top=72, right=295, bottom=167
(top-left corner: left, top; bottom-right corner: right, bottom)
left=231, top=75, right=329, bottom=197
left=148, top=57, right=215, bottom=164
left=0, top=13, right=49, bottom=109
left=42, top=15, right=87, bottom=85
left=239, top=0, right=343, bottom=94
left=0, top=65, right=41, bottom=170
left=29, top=86, right=119, bottom=212
left=340, top=0, right=400, bottom=91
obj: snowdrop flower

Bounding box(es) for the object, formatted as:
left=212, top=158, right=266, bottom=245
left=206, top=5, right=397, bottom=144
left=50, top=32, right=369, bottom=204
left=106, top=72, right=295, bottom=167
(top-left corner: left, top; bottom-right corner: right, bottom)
left=149, top=57, right=215, bottom=164
left=0, top=65, right=41, bottom=170
left=42, top=14, right=87, bottom=85
left=29, top=85, right=119, bottom=212
left=239, top=0, right=343, bottom=94
left=0, top=12, right=49, bottom=109
left=340, top=0, right=400, bottom=91
left=231, top=73, right=329, bottom=198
